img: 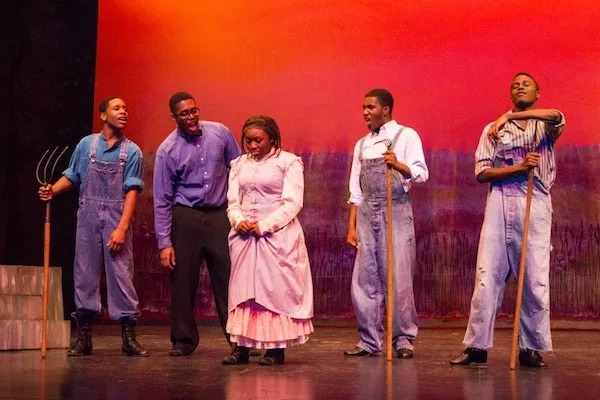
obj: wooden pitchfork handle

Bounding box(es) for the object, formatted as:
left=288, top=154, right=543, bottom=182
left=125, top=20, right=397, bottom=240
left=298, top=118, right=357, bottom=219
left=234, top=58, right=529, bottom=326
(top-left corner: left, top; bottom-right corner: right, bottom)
left=386, top=165, right=394, bottom=362
left=509, top=168, right=535, bottom=369
left=42, top=201, right=51, bottom=358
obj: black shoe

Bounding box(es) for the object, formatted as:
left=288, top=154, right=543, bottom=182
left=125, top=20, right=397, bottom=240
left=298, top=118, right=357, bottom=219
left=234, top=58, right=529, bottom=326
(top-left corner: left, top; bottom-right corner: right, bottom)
left=67, top=312, right=94, bottom=356
left=168, top=345, right=194, bottom=356
left=344, top=347, right=373, bottom=357
left=397, top=348, right=414, bottom=359
left=519, top=349, right=547, bottom=368
left=120, top=318, right=149, bottom=357
left=222, top=346, right=250, bottom=365
left=259, top=349, right=284, bottom=365
left=449, top=348, right=488, bottom=365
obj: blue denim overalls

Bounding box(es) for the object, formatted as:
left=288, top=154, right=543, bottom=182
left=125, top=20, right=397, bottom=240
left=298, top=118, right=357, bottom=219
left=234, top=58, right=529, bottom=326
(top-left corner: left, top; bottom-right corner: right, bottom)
left=463, top=132, right=552, bottom=351
left=73, top=134, right=140, bottom=320
left=351, top=128, right=418, bottom=355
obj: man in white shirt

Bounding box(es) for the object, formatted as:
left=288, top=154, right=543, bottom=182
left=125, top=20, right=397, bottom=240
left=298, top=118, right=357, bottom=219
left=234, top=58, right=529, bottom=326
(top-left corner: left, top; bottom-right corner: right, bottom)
left=344, top=88, right=428, bottom=358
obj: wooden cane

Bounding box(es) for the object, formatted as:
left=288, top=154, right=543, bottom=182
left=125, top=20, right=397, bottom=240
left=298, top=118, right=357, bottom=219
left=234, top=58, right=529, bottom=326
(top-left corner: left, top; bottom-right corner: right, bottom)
left=41, top=201, right=51, bottom=358
left=386, top=166, right=394, bottom=362
left=509, top=168, right=535, bottom=369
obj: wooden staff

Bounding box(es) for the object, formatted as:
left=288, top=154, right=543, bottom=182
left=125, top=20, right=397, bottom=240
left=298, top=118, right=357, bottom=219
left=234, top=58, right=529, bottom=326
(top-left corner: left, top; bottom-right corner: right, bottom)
left=386, top=164, right=394, bottom=362
left=509, top=168, right=535, bottom=369
left=41, top=201, right=51, bottom=358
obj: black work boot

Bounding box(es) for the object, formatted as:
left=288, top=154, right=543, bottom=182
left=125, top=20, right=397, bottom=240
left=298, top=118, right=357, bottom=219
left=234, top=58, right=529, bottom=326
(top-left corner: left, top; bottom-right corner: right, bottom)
left=67, top=312, right=94, bottom=356
left=120, top=318, right=149, bottom=357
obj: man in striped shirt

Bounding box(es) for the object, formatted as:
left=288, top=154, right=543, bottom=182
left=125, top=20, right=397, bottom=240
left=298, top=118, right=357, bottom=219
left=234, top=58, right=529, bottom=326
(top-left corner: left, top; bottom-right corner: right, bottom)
left=450, top=72, right=565, bottom=368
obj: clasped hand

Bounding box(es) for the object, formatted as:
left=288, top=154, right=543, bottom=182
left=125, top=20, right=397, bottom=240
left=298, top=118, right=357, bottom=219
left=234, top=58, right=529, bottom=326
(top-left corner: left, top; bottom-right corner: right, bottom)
left=236, top=220, right=261, bottom=236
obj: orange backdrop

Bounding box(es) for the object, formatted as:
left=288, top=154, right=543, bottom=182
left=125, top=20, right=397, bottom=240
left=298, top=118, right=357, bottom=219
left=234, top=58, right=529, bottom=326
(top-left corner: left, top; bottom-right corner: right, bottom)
left=95, top=0, right=600, bottom=153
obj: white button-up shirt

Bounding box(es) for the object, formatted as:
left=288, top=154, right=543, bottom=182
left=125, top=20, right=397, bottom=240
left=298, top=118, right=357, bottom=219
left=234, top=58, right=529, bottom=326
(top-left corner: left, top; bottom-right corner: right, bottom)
left=348, top=120, right=428, bottom=206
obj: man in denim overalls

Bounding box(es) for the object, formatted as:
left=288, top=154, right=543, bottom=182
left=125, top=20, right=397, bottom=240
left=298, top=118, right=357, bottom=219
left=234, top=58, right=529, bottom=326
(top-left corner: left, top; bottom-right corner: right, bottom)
left=345, top=88, right=428, bottom=358
left=39, top=96, right=147, bottom=357
left=450, top=73, right=565, bottom=368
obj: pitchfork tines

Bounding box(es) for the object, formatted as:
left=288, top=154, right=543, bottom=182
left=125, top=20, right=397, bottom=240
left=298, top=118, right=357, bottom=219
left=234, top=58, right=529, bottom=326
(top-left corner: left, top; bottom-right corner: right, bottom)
left=374, top=138, right=392, bottom=149
left=36, top=146, right=69, bottom=186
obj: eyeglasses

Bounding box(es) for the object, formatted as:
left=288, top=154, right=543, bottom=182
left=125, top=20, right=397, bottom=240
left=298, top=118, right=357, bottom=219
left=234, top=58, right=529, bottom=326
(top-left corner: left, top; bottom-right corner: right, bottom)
left=174, top=107, right=199, bottom=118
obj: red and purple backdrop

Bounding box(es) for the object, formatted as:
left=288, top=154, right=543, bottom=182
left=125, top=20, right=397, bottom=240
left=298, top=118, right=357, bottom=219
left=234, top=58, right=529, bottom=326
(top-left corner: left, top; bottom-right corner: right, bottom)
left=94, top=0, right=600, bottom=320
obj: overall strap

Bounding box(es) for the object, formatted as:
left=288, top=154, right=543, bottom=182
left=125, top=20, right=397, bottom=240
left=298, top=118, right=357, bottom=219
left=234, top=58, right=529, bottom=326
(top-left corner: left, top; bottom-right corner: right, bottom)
left=358, top=136, right=368, bottom=160
left=118, top=137, right=129, bottom=165
left=390, top=127, right=406, bottom=149
left=89, top=134, right=101, bottom=161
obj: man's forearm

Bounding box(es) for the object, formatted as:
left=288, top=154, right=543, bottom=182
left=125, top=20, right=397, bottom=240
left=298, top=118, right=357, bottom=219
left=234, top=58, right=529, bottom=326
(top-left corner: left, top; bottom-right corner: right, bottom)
left=117, top=190, right=138, bottom=231
left=477, top=164, right=527, bottom=183
left=52, top=176, right=74, bottom=196
left=392, top=161, right=412, bottom=179
left=508, top=109, right=562, bottom=123
left=348, top=204, right=358, bottom=232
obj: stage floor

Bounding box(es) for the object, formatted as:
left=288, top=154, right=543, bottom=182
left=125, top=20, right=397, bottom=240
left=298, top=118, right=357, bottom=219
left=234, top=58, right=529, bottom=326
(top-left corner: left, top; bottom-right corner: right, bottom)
left=1, top=325, right=598, bottom=399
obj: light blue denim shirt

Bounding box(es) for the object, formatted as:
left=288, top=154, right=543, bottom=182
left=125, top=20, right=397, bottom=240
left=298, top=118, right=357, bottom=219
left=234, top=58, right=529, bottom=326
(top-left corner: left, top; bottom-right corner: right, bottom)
left=63, top=133, right=144, bottom=193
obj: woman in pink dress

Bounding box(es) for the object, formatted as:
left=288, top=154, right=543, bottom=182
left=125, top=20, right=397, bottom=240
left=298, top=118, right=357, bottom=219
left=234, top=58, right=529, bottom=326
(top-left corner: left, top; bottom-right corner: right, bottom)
left=222, top=115, right=314, bottom=366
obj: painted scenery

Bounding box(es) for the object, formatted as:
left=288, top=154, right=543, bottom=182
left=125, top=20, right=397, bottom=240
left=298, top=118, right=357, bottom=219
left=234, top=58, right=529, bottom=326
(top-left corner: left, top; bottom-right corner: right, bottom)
left=130, top=146, right=600, bottom=320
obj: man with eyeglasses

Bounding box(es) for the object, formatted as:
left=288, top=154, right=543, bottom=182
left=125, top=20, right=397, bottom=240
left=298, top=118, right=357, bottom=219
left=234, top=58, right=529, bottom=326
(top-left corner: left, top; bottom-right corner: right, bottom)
left=153, top=92, right=241, bottom=356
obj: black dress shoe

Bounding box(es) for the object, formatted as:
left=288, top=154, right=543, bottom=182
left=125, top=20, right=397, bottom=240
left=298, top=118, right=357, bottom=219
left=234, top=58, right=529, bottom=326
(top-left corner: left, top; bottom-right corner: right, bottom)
left=519, top=349, right=547, bottom=368
left=222, top=346, right=250, bottom=365
left=397, top=348, right=414, bottom=359
left=168, top=345, right=194, bottom=356
left=344, top=347, right=373, bottom=357
left=449, top=348, right=488, bottom=365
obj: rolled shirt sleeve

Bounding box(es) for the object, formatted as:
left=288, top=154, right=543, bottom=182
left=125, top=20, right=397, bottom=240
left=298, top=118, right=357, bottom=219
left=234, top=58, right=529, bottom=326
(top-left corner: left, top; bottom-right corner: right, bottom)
left=474, top=123, right=495, bottom=178
left=123, top=144, right=144, bottom=192
left=62, top=140, right=86, bottom=187
left=546, top=110, right=566, bottom=143
left=402, top=129, right=428, bottom=183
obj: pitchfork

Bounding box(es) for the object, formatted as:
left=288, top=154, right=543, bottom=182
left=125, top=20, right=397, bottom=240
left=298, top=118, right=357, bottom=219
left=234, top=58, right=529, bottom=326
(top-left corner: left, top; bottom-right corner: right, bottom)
left=36, top=146, right=68, bottom=358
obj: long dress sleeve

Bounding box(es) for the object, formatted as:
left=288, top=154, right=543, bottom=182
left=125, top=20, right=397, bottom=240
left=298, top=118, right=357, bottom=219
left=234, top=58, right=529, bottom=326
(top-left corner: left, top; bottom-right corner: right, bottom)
left=226, top=157, right=246, bottom=229
left=257, top=156, right=304, bottom=235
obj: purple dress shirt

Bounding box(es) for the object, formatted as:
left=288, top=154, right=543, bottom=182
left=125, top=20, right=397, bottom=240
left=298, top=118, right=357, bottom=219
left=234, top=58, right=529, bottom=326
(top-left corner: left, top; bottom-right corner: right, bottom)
left=153, top=121, right=241, bottom=250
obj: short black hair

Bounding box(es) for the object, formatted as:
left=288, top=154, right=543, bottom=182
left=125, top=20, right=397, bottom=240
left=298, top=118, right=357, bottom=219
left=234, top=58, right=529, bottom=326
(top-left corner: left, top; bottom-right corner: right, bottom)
left=169, top=92, right=195, bottom=113
left=512, top=72, right=539, bottom=91
left=365, top=88, right=394, bottom=114
left=99, top=96, right=121, bottom=113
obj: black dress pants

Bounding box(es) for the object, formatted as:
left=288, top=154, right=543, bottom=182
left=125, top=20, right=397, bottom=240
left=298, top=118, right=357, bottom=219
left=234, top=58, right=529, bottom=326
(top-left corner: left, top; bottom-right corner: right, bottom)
left=170, top=204, right=231, bottom=352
